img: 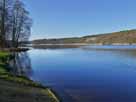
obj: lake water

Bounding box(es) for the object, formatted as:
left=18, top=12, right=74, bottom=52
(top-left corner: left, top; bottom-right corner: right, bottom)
left=15, top=45, right=136, bottom=102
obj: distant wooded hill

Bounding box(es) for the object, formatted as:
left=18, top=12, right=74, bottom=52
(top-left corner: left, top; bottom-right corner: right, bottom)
left=32, top=29, right=136, bottom=45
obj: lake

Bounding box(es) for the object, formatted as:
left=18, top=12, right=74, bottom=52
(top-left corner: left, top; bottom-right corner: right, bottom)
left=12, top=45, right=136, bottom=102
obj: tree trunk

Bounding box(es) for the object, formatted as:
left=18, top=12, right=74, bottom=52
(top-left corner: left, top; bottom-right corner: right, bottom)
left=1, top=0, right=6, bottom=47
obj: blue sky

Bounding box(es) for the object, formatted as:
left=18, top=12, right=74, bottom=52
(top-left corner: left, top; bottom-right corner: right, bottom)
left=23, top=0, right=136, bottom=40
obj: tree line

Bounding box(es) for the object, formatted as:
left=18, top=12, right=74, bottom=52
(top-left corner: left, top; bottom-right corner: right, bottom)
left=0, top=0, right=32, bottom=48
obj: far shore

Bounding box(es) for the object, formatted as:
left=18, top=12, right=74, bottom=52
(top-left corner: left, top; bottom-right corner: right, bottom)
left=28, top=43, right=136, bottom=46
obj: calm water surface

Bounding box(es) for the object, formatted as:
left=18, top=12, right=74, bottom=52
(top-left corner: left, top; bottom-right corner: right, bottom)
left=25, top=45, right=136, bottom=102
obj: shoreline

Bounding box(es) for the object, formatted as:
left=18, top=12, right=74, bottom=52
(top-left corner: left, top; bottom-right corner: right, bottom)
left=29, top=43, right=136, bottom=46
left=0, top=51, right=60, bottom=102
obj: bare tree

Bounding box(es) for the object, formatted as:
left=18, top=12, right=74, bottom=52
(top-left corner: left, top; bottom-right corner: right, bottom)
left=0, top=0, right=6, bottom=47
left=11, top=0, right=32, bottom=48
left=0, top=0, right=32, bottom=48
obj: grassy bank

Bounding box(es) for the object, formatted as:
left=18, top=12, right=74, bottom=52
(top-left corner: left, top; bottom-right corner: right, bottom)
left=0, top=51, right=59, bottom=102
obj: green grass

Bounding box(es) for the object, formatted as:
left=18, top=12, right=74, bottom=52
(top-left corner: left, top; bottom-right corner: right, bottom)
left=0, top=52, right=9, bottom=56
left=0, top=52, right=10, bottom=59
left=0, top=52, right=10, bottom=74
left=0, top=74, right=43, bottom=88
left=0, top=66, right=7, bottom=74
left=0, top=51, right=11, bottom=64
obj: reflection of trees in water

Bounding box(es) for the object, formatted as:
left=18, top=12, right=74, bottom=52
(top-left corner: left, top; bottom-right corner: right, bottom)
left=9, top=52, right=32, bottom=76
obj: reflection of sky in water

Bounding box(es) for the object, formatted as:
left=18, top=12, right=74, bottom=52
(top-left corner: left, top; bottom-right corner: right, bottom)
left=27, top=46, right=136, bottom=102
